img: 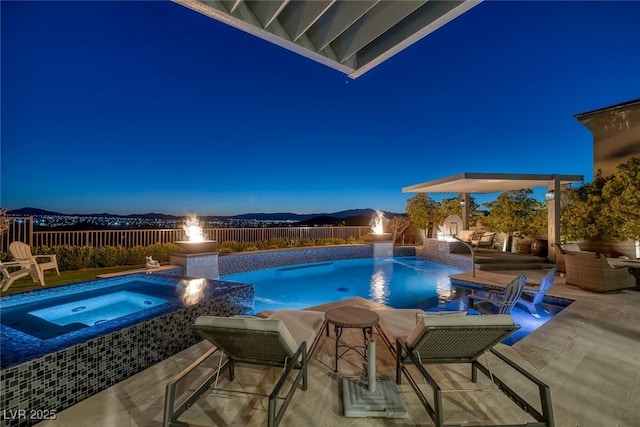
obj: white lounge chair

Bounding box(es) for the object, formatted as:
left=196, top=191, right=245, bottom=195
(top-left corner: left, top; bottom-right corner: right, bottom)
left=164, top=309, right=326, bottom=427
left=517, top=268, right=557, bottom=317
left=467, top=274, right=526, bottom=315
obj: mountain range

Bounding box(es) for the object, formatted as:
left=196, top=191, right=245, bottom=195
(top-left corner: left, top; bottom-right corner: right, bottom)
left=7, top=207, right=405, bottom=225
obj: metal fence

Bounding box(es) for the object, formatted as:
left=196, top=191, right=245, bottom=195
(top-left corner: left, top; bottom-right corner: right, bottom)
left=1, top=216, right=33, bottom=253
left=0, top=216, right=371, bottom=252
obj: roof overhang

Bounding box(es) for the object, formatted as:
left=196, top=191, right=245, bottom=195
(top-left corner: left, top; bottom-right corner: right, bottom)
left=403, top=172, right=584, bottom=194
left=173, top=0, right=482, bottom=79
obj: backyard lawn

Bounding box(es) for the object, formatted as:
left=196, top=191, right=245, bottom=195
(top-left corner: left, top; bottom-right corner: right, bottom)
left=1, top=265, right=146, bottom=296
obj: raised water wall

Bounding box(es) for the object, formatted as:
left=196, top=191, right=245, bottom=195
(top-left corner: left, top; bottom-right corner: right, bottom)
left=218, top=244, right=415, bottom=275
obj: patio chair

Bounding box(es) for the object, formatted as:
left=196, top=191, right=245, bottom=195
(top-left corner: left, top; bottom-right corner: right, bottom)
left=551, top=243, right=580, bottom=274
left=8, top=241, right=59, bottom=285
left=372, top=309, right=554, bottom=427
left=564, top=250, right=635, bottom=292
left=471, top=232, right=496, bottom=249
left=467, top=274, right=526, bottom=315
left=163, top=309, right=326, bottom=427
left=0, top=260, right=41, bottom=292
left=517, top=268, right=557, bottom=317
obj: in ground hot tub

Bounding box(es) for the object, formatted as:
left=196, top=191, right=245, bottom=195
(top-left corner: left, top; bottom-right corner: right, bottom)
left=0, top=273, right=253, bottom=426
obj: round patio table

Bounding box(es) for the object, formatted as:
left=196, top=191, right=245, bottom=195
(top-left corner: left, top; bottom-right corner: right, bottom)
left=324, top=307, right=379, bottom=372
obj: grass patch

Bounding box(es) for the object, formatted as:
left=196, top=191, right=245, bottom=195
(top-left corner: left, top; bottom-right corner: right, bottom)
left=1, top=265, right=145, bottom=297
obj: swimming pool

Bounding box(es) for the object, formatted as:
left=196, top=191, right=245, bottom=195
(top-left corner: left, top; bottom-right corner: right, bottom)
left=222, top=256, right=464, bottom=313
left=222, top=255, right=570, bottom=345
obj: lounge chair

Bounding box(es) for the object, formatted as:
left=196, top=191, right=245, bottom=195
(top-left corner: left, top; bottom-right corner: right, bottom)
left=564, top=250, right=635, bottom=292
left=0, top=260, right=40, bottom=292
left=467, top=274, right=526, bottom=315
left=163, top=310, right=326, bottom=427
left=517, top=268, right=557, bottom=317
left=8, top=241, right=59, bottom=285
left=471, top=232, right=496, bottom=249
left=373, top=309, right=554, bottom=427
left=456, top=230, right=481, bottom=242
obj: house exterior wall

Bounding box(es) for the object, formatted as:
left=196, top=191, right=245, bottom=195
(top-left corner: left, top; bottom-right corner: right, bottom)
left=577, top=100, right=640, bottom=177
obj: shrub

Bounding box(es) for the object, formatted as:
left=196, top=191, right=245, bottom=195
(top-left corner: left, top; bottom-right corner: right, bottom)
left=1, top=237, right=374, bottom=271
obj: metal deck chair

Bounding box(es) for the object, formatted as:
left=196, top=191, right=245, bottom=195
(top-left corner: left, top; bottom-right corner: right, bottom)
left=163, top=310, right=326, bottom=427
left=373, top=309, right=554, bottom=427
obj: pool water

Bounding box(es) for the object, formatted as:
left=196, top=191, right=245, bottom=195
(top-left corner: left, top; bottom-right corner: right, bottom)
left=223, top=257, right=464, bottom=313
left=28, top=290, right=168, bottom=327
left=1, top=277, right=178, bottom=340
left=222, top=256, right=570, bottom=345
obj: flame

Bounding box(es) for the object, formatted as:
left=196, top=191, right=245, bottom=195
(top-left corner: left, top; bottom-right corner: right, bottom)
left=183, top=213, right=205, bottom=243
left=371, top=209, right=386, bottom=234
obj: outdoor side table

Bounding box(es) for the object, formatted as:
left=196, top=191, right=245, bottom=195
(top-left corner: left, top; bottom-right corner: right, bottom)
left=324, top=307, right=379, bottom=372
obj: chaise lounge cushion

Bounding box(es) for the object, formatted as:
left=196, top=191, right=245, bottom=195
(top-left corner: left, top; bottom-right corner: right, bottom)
left=406, top=313, right=514, bottom=349
left=268, top=310, right=325, bottom=349
left=374, top=309, right=468, bottom=341
left=456, top=230, right=477, bottom=241
left=560, top=243, right=581, bottom=252
left=195, top=310, right=325, bottom=360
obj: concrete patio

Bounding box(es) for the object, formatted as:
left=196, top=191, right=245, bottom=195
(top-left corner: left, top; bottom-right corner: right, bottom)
left=35, top=269, right=640, bottom=427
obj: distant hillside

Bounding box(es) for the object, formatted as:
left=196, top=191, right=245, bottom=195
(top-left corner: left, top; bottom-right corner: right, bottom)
left=295, top=215, right=372, bottom=227
left=229, top=212, right=320, bottom=221
left=8, top=207, right=404, bottom=222
left=8, top=207, right=67, bottom=216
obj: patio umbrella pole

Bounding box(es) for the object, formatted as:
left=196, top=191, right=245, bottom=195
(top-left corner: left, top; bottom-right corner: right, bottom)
left=342, top=338, right=408, bottom=418
left=368, top=339, right=376, bottom=392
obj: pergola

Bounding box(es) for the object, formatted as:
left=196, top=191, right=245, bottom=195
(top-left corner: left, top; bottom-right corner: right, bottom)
left=403, top=172, right=584, bottom=258
left=173, top=0, right=482, bottom=79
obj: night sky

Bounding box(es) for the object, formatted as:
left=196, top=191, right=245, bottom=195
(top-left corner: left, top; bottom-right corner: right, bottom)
left=2, top=1, right=639, bottom=216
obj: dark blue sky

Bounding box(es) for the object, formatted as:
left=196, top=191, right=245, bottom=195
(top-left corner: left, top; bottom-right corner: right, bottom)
left=2, top=1, right=639, bottom=216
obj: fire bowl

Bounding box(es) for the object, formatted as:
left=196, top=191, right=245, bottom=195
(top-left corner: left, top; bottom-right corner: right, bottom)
left=174, top=240, right=218, bottom=254
left=368, top=233, right=393, bottom=242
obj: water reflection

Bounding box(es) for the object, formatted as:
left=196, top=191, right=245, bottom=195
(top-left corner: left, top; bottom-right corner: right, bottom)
left=435, top=270, right=453, bottom=301
left=178, top=277, right=207, bottom=306
left=369, top=260, right=393, bottom=304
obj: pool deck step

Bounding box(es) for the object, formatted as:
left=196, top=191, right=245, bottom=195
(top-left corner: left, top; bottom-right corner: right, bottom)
left=475, top=261, right=554, bottom=271
left=96, top=264, right=182, bottom=278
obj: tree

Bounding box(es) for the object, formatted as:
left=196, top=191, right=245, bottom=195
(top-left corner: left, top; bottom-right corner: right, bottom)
left=482, top=189, right=545, bottom=249
left=436, top=197, right=461, bottom=226
left=406, top=193, right=439, bottom=240
left=601, top=157, right=640, bottom=248
left=560, top=172, right=609, bottom=242
left=467, top=196, right=484, bottom=228
left=388, top=216, right=411, bottom=243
